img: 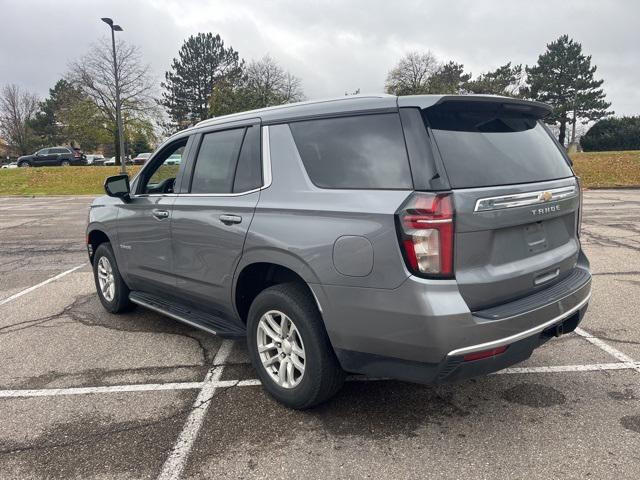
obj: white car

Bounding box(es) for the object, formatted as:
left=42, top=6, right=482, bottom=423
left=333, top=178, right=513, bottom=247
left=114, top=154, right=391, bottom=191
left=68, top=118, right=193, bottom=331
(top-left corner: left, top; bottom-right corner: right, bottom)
left=85, top=154, right=105, bottom=166
left=104, top=156, right=116, bottom=166
left=1, top=162, right=18, bottom=169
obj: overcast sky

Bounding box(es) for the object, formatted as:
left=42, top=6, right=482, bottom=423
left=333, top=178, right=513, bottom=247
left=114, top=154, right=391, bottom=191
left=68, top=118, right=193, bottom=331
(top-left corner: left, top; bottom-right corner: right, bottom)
left=1, top=0, right=638, bottom=115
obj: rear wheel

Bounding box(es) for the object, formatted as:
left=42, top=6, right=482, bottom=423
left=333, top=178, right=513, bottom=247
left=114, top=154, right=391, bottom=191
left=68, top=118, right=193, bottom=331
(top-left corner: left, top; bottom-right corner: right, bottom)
left=60, top=159, right=71, bottom=166
left=92, top=243, right=132, bottom=313
left=247, top=283, right=345, bottom=409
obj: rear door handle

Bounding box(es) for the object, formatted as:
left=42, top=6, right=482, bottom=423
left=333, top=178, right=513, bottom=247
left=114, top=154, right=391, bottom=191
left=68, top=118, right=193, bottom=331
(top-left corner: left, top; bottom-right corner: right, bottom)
left=152, top=209, right=170, bottom=220
left=219, top=214, right=242, bottom=225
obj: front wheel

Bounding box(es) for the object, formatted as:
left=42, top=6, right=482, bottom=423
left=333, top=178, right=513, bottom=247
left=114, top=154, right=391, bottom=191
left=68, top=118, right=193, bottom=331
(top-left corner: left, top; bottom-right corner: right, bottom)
left=18, top=161, right=31, bottom=167
left=247, top=283, right=345, bottom=409
left=92, top=243, right=132, bottom=313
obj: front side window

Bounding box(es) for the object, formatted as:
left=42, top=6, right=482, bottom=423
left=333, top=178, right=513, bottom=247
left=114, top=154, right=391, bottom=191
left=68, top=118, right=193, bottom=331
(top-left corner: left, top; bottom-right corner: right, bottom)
left=36, top=149, right=49, bottom=155
left=289, top=113, right=413, bottom=189
left=190, top=128, right=245, bottom=194
left=141, top=140, right=186, bottom=194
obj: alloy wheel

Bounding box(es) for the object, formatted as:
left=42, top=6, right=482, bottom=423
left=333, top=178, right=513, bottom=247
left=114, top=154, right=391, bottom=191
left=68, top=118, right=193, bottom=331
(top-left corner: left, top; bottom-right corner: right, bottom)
left=257, top=310, right=306, bottom=388
left=97, top=256, right=115, bottom=302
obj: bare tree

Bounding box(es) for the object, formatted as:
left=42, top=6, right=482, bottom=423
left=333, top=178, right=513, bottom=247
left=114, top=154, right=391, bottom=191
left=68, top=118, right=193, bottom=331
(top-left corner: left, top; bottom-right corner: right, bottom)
left=244, top=55, right=305, bottom=107
left=385, top=51, right=440, bottom=95
left=68, top=37, right=157, bottom=163
left=0, top=84, right=40, bottom=155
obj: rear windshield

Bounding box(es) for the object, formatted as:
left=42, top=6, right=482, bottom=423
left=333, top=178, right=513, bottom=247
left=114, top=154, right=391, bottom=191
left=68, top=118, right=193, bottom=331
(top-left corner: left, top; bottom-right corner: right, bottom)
left=425, top=103, right=573, bottom=189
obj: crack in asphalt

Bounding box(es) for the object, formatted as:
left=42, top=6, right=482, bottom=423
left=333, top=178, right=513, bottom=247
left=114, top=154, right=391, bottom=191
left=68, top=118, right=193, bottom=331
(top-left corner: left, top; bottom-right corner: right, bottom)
left=0, top=382, right=237, bottom=456
left=0, top=293, right=222, bottom=366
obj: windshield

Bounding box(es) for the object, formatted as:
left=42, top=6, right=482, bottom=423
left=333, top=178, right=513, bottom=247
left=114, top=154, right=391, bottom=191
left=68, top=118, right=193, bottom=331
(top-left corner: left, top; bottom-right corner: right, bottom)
left=425, top=104, right=573, bottom=189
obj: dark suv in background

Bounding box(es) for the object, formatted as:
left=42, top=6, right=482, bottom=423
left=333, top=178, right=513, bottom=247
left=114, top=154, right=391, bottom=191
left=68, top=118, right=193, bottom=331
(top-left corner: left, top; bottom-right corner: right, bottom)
left=17, top=147, right=86, bottom=167
left=87, top=94, right=591, bottom=409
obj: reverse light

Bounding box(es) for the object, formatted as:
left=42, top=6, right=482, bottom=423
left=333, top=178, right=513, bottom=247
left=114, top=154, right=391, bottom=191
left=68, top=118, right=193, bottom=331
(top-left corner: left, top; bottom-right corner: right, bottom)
left=396, top=192, right=454, bottom=278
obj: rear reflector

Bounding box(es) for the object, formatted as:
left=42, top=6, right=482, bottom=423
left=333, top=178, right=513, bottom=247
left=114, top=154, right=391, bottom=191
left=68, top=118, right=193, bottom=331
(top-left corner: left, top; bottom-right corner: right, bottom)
left=462, top=346, right=508, bottom=362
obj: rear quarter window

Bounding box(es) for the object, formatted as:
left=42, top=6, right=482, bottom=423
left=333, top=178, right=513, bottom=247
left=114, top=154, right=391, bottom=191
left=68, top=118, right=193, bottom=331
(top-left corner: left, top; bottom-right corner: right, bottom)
left=425, top=104, right=574, bottom=189
left=289, top=113, right=413, bottom=189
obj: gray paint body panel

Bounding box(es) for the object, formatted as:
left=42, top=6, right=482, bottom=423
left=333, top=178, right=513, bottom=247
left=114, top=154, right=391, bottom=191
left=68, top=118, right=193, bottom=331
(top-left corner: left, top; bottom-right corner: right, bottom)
left=87, top=94, right=592, bottom=383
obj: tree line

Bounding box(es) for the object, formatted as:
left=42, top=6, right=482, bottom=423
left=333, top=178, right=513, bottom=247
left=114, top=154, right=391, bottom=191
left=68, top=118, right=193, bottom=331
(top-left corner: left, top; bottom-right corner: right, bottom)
left=384, top=35, right=612, bottom=146
left=0, top=32, right=625, bottom=161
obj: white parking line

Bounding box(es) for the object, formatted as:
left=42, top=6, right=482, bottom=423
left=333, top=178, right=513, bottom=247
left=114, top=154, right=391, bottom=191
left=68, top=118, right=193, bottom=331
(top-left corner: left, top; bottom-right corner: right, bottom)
left=0, top=263, right=87, bottom=306
left=157, top=339, right=234, bottom=480
left=0, top=381, right=204, bottom=398
left=574, top=327, right=640, bottom=372
left=1, top=361, right=639, bottom=400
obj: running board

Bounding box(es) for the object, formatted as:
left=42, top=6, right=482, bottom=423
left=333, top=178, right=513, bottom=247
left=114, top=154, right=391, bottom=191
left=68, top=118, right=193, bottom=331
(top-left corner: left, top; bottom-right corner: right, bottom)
left=129, top=291, right=246, bottom=338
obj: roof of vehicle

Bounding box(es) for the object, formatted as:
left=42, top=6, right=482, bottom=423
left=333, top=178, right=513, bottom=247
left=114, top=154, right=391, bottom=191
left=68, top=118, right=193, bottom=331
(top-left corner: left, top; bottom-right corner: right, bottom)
left=162, top=94, right=552, bottom=146
left=192, top=94, right=551, bottom=129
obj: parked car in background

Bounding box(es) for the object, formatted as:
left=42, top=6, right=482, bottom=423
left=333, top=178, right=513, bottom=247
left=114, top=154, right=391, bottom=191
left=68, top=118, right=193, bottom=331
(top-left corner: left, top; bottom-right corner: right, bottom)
left=104, top=156, right=132, bottom=166
left=17, top=147, right=85, bottom=167
left=86, top=154, right=106, bottom=166
left=163, top=153, right=182, bottom=165
left=87, top=95, right=591, bottom=409
left=132, top=153, right=151, bottom=165
left=1, top=161, right=18, bottom=169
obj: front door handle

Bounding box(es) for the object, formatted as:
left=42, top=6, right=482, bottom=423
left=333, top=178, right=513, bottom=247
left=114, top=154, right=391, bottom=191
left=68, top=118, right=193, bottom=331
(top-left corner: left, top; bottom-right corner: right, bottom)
left=152, top=209, right=170, bottom=220
left=219, top=214, right=242, bottom=225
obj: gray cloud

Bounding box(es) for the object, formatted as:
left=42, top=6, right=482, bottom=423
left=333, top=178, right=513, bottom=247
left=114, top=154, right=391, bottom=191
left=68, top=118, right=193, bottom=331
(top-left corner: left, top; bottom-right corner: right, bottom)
left=0, top=0, right=637, bottom=115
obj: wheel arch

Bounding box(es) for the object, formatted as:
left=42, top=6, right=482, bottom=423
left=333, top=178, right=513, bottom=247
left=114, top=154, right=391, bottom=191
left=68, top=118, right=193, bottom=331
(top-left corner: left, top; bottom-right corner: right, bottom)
left=87, top=228, right=112, bottom=263
left=233, top=260, right=322, bottom=325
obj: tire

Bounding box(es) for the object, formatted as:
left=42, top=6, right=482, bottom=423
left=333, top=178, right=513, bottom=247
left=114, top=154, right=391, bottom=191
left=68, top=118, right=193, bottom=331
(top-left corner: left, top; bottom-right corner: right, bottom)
left=247, top=282, right=345, bottom=409
left=18, top=161, right=31, bottom=168
left=92, top=243, right=132, bottom=313
left=60, top=159, right=71, bottom=167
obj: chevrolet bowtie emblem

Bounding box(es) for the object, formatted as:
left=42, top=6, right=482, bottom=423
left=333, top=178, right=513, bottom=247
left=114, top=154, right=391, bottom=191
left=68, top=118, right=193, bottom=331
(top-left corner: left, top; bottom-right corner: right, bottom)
left=538, top=191, right=553, bottom=202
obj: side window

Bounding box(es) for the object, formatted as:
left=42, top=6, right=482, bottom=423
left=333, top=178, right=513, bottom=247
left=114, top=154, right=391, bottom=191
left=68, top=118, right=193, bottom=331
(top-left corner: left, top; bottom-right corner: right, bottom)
left=37, top=149, right=49, bottom=155
left=141, top=140, right=186, bottom=194
left=190, top=128, right=245, bottom=194
left=51, top=148, right=68, bottom=154
left=288, top=113, right=412, bottom=189
left=233, top=126, right=262, bottom=193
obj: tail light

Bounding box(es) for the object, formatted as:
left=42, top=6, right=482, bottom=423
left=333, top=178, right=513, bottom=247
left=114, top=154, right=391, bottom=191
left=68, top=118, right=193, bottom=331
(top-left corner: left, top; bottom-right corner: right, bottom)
left=396, top=192, right=454, bottom=278
left=74, top=150, right=81, bottom=158
left=576, top=177, right=583, bottom=237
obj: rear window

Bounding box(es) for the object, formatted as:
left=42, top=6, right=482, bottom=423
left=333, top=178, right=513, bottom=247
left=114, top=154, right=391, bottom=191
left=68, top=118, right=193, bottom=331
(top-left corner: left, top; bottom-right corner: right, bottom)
left=289, top=113, right=412, bottom=189
left=425, top=103, right=573, bottom=189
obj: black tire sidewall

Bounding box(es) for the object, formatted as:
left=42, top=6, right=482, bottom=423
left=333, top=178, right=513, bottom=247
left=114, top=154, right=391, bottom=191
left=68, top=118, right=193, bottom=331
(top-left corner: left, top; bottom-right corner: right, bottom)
left=247, top=286, right=331, bottom=409
left=93, top=243, right=130, bottom=313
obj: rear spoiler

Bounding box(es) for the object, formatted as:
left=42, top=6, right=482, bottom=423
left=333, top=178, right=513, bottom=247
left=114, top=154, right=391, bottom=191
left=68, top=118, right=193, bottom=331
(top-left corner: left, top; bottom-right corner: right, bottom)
left=397, top=95, right=552, bottom=119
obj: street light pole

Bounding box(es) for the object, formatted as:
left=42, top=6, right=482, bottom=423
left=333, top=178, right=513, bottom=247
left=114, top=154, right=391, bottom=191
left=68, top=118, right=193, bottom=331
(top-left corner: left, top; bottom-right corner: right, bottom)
left=101, top=17, right=126, bottom=175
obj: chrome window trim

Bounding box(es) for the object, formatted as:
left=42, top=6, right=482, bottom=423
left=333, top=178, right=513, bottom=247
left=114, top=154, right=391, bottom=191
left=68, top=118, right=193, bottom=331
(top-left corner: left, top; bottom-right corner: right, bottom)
left=474, top=185, right=577, bottom=213
left=132, top=125, right=272, bottom=199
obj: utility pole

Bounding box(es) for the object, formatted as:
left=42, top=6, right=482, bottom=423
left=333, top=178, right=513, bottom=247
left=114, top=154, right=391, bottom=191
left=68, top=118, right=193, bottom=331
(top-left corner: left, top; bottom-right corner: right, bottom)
left=101, top=17, right=126, bottom=174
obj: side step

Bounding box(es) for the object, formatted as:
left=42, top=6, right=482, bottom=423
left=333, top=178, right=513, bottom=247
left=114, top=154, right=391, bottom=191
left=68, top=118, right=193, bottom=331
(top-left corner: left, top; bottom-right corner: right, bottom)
left=129, top=291, right=246, bottom=338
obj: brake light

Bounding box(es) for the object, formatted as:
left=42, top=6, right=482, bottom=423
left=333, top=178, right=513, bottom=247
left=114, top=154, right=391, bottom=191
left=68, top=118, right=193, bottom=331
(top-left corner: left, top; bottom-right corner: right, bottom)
left=74, top=151, right=81, bottom=158
left=396, top=192, right=454, bottom=278
left=576, top=177, right=583, bottom=237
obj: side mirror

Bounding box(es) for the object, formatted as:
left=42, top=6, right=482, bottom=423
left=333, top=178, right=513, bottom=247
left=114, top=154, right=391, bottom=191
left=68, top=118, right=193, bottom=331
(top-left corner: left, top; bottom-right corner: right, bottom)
left=104, top=174, right=131, bottom=201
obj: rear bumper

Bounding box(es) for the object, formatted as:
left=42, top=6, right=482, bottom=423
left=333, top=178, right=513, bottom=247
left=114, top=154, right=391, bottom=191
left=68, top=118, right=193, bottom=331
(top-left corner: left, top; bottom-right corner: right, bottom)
left=313, top=259, right=591, bottom=384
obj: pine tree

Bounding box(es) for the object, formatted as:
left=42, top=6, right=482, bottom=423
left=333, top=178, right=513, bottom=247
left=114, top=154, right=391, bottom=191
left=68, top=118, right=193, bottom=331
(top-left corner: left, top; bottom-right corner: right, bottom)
left=526, top=35, right=612, bottom=145
left=161, top=33, right=243, bottom=129
left=465, top=62, right=524, bottom=97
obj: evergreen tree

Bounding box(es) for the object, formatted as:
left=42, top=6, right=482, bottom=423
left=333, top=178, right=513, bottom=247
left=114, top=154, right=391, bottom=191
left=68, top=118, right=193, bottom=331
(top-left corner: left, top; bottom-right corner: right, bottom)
left=465, top=62, right=524, bottom=97
left=427, top=61, right=470, bottom=94
left=162, top=33, right=243, bottom=129
left=525, top=35, right=612, bottom=145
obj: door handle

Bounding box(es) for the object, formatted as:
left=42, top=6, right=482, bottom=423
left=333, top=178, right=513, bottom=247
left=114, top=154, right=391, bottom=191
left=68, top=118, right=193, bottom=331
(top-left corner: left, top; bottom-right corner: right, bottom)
left=219, top=214, right=242, bottom=225
left=152, top=209, right=170, bottom=220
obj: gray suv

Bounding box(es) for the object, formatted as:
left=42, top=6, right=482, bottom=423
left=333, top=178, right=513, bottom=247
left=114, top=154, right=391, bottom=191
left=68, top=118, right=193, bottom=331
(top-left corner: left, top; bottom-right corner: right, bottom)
left=87, top=95, right=591, bottom=409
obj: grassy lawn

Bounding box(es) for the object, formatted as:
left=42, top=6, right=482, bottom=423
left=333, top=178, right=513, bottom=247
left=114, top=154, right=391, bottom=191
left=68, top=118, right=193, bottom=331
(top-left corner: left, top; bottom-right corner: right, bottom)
left=571, top=150, right=640, bottom=188
left=0, top=150, right=639, bottom=195
left=0, top=166, right=141, bottom=195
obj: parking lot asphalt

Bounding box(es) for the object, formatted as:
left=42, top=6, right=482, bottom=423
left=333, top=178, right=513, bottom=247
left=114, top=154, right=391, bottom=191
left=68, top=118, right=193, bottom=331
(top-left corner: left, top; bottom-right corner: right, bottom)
left=0, top=191, right=639, bottom=479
